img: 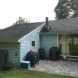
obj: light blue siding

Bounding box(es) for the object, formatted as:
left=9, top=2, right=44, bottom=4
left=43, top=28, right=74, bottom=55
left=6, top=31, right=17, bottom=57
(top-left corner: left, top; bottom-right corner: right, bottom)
left=20, top=37, right=31, bottom=61
left=40, top=34, right=58, bottom=58
left=20, top=24, right=44, bottom=61
left=0, top=42, right=20, bottom=66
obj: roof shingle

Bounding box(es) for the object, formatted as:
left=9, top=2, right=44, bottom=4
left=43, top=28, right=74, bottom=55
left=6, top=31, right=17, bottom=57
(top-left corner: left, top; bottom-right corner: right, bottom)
left=0, top=22, right=43, bottom=40
left=41, top=17, right=78, bottom=34
left=1, top=17, right=78, bottom=41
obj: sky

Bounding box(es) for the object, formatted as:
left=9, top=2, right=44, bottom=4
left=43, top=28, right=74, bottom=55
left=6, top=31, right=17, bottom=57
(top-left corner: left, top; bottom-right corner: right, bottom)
left=0, top=0, right=58, bottom=29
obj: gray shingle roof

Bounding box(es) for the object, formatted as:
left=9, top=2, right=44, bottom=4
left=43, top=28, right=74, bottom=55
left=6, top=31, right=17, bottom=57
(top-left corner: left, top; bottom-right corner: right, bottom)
left=1, top=17, right=78, bottom=41
left=41, top=17, right=78, bottom=34
left=0, top=22, right=43, bottom=41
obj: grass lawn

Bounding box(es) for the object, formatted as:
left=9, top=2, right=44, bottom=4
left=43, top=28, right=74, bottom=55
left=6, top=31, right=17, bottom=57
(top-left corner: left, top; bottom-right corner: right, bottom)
left=0, top=67, right=77, bottom=78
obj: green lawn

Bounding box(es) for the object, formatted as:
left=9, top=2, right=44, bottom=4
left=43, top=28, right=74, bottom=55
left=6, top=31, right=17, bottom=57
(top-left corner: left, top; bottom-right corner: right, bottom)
left=0, top=67, right=77, bottom=78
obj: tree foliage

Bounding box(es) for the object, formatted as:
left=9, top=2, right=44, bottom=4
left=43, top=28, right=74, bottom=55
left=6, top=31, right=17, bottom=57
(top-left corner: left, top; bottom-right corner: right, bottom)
left=14, top=17, right=30, bottom=24
left=54, top=0, right=78, bottom=19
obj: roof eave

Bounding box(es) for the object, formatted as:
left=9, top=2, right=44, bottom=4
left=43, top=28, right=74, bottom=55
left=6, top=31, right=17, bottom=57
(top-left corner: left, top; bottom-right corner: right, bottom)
left=40, top=32, right=78, bottom=34
left=0, top=40, right=18, bottom=42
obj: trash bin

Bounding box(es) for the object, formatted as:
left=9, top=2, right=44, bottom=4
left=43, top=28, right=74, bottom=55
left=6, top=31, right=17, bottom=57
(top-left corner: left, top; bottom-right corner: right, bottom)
left=49, top=47, right=60, bottom=61
left=0, top=50, right=8, bottom=68
left=38, top=49, right=45, bottom=59
left=24, top=51, right=39, bottom=67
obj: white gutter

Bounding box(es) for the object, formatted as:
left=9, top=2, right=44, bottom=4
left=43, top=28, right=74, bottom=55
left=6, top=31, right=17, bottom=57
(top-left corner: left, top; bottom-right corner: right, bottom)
left=18, top=23, right=45, bottom=42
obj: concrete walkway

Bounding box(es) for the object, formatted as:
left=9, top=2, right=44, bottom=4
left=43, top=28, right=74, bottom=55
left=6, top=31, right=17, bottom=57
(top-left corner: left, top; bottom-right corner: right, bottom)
left=29, top=60, right=78, bottom=77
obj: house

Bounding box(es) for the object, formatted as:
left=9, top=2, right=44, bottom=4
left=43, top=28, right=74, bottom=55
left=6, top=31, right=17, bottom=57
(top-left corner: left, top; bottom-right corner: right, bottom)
left=0, top=17, right=78, bottom=66
left=0, top=22, right=44, bottom=66
left=41, top=17, right=78, bottom=58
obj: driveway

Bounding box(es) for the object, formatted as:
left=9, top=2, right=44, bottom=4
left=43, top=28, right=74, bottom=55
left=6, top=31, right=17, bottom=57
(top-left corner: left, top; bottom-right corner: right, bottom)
left=29, top=60, right=78, bottom=77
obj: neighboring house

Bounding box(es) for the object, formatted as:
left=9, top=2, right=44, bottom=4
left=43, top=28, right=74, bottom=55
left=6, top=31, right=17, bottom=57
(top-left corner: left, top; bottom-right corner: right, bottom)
left=0, top=17, right=78, bottom=66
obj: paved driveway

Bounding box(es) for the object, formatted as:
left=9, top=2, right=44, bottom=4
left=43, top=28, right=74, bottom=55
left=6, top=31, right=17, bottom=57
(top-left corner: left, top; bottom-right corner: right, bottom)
left=29, top=60, right=78, bottom=77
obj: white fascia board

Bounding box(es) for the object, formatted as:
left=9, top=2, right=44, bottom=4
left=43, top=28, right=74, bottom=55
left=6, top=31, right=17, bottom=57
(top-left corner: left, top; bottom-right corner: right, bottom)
left=18, top=23, right=45, bottom=42
left=57, top=34, right=59, bottom=47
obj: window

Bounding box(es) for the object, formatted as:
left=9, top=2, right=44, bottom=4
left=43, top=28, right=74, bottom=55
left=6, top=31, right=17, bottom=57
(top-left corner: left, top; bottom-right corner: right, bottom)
left=59, top=34, right=78, bottom=56
left=32, top=41, right=35, bottom=49
left=32, top=41, right=35, bottom=46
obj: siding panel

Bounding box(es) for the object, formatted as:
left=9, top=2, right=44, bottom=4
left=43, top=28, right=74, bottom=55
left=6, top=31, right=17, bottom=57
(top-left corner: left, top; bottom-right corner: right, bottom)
left=20, top=37, right=31, bottom=61
left=41, top=34, right=57, bottom=58
left=0, top=42, right=20, bottom=66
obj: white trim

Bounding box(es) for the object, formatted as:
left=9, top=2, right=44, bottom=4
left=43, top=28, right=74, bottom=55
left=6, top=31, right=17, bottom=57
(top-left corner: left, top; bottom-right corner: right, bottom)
left=20, top=42, right=21, bottom=62
left=57, top=34, right=59, bottom=47
left=18, top=23, right=45, bottom=42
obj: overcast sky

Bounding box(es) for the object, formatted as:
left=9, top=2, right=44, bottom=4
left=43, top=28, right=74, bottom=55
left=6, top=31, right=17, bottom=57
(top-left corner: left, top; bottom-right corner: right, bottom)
left=0, top=0, right=58, bottom=29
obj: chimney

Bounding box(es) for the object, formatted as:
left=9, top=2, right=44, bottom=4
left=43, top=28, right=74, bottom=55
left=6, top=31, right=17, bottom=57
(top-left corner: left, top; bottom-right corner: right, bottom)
left=41, top=17, right=50, bottom=32
left=45, top=17, right=48, bottom=26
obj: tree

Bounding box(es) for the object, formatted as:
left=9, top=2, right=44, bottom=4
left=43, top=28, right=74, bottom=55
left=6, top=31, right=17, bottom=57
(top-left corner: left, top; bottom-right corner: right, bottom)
left=14, top=16, right=30, bottom=24
left=54, top=0, right=78, bottom=19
